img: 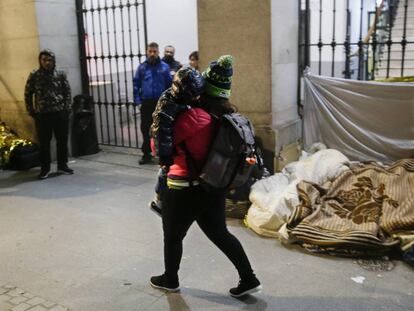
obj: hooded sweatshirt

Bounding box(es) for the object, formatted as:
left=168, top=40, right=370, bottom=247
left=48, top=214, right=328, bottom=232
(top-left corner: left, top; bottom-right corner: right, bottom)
left=24, top=50, right=72, bottom=115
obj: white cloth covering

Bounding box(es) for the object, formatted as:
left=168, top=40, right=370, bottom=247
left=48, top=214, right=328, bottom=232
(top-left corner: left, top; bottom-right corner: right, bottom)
left=246, top=148, right=350, bottom=237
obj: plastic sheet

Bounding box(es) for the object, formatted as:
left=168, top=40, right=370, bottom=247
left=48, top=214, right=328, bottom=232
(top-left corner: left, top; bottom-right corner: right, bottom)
left=303, top=71, right=414, bottom=163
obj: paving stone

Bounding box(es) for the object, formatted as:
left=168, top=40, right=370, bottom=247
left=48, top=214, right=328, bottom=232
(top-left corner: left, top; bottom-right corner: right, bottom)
left=4, top=285, right=16, bottom=289
left=11, top=302, right=32, bottom=311
left=0, top=294, right=12, bottom=303
left=23, top=293, right=35, bottom=299
left=26, top=297, right=46, bottom=306
left=7, top=289, right=21, bottom=297
left=49, top=306, right=68, bottom=311
left=9, top=296, right=28, bottom=305
left=27, top=306, right=47, bottom=311
left=41, top=301, right=56, bottom=308
left=0, top=301, right=14, bottom=310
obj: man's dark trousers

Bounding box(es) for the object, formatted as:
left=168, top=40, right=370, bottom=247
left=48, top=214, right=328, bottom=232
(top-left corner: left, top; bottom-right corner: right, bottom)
left=34, top=111, right=69, bottom=170
left=140, top=99, right=157, bottom=157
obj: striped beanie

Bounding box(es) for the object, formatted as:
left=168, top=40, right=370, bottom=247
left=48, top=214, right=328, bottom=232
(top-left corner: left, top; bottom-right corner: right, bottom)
left=202, top=55, right=233, bottom=98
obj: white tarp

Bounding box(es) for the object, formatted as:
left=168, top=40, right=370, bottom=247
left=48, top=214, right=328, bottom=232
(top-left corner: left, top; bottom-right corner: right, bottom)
left=303, top=71, right=414, bottom=163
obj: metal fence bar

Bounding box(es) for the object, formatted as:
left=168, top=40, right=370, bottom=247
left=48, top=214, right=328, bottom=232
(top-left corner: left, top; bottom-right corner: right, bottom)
left=111, top=0, right=125, bottom=146
left=131, top=1, right=140, bottom=148
left=119, top=1, right=132, bottom=147
left=401, top=0, right=409, bottom=76
left=104, top=0, right=118, bottom=146
left=331, top=0, right=337, bottom=77
left=97, top=1, right=111, bottom=144
left=372, top=3, right=379, bottom=80
left=89, top=1, right=105, bottom=144
left=386, top=2, right=395, bottom=78
left=83, top=2, right=94, bottom=96
left=344, top=0, right=351, bottom=78
left=318, top=0, right=323, bottom=75
left=75, top=0, right=90, bottom=94
left=357, top=0, right=364, bottom=80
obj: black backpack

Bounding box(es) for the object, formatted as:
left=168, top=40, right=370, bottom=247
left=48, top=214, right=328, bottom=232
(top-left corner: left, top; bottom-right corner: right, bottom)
left=185, top=113, right=257, bottom=192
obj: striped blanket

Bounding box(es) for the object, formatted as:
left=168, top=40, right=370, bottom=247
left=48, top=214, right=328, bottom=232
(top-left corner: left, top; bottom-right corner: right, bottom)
left=287, top=159, right=414, bottom=255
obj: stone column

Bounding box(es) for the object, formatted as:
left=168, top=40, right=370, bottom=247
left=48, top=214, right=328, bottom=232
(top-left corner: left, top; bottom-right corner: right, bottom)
left=197, top=0, right=275, bottom=171
left=271, top=0, right=301, bottom=170
left=0, top=0, right=40, bottom=141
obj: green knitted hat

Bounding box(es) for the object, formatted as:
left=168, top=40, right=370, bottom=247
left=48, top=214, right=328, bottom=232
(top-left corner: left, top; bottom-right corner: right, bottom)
left=202, top=55, right=233, bottom=98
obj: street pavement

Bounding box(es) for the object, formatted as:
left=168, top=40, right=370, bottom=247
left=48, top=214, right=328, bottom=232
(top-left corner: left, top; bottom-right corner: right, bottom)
left=0, top=150, right=413, bottom=311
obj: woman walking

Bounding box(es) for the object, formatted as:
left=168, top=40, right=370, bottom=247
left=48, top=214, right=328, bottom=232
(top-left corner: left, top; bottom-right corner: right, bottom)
left=150, top=55, right=261, bottom=298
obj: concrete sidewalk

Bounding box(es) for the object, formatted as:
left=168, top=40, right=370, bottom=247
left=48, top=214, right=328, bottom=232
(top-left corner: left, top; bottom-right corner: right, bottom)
left=0, top=150, right=413, bottom=311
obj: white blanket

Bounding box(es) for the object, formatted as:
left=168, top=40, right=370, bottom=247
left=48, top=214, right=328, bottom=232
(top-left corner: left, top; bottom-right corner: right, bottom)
left=246, top=149, right=350, bottom=237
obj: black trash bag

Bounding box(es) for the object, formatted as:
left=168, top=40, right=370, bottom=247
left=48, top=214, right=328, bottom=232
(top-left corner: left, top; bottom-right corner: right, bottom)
left=225, top=143, right=270, bottom=219
left=403, top=245, right=414, bottom=267
left=8, top=144, right=40, bottom=170
left=72, top=94, right=100, bottom=156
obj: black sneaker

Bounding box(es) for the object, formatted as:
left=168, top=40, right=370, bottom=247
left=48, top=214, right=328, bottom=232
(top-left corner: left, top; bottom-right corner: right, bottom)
left=57, top=165, right=74, bottom=175
left=139, top=155, right=152, bottom=165
left=38, top=169, right=50, bottom=180
left=229, top=277, right=262, bottom=298
left=150, top=274, right=179, bottom=292
left=150, top=200, right=162, bottom=217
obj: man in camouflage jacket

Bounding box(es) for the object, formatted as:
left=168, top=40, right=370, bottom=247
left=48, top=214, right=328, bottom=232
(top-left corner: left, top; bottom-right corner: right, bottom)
left=25, top=49, right=73, bottom=179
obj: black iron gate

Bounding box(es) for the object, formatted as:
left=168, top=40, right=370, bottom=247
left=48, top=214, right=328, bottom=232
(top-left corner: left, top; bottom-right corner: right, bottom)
left=299, top=0, right=414, bottom=81
left=76, top=0, right=147, bottom=148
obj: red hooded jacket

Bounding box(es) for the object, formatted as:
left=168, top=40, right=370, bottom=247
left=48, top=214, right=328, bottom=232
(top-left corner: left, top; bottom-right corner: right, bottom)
left=168, top=107, right=213, bottom=178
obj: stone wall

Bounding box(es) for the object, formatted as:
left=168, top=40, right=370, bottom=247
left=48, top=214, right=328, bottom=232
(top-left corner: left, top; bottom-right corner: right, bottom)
left=0, top=0, right=40, bottom=141
left=0, top=0, right=81, bottom=145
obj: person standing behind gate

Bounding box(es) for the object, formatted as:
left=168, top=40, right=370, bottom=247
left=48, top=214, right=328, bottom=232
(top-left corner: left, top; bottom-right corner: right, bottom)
left=162, top=45, right=182, bottom=78
left=25, top=49, right=73, bottom=180
left=188, top=51, right=199, bottom=71
left=133, top=42, right=172, bottom=165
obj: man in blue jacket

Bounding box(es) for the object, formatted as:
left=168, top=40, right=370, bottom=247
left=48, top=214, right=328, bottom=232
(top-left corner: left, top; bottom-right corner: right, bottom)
left=133, top=42, right=172, bottom=164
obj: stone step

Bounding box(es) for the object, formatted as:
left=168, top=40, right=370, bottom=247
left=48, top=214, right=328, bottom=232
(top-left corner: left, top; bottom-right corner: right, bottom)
left=376, top=67, right=414, bottom=78
left=379, top=50, right=414, bottom=58
left=396, top=6, right=414, bottom=11
left=395, top=11, right=414, bottom=19
left=396, top=7, right=414, bottom=13
left=377, top=59, right=414, bottom=68
left=393, top=20, right=414, bottom=27
left=379, top=43, right=414, bottom=49
left=389, top=34, right=414, bottom=41
left=394, top=18, right=414, bottom=23
left=392, top=25, right=414, bottom=31
left=392, top=28, right=414, bottom=36
left=378, top=42, right=414, bottom=52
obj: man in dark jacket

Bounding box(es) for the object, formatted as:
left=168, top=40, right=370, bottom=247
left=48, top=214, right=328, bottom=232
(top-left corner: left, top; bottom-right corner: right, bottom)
left=133, top=42, right=172, bottom=164
left=162, top=45, right=182, bottom=78
left=25, top=49, right=73, bottom=180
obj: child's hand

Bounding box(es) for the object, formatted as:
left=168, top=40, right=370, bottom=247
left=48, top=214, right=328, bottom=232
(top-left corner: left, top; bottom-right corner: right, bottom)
left=159, top=156, right=173, bottom=167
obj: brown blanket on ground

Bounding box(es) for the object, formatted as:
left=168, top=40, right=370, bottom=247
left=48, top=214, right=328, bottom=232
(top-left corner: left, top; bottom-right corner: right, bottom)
left=287, top=159, right=414, bottom=255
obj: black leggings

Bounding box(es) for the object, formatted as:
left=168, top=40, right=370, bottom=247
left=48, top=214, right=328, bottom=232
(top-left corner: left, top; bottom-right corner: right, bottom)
left=161, top=185, right=254, bottom=281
